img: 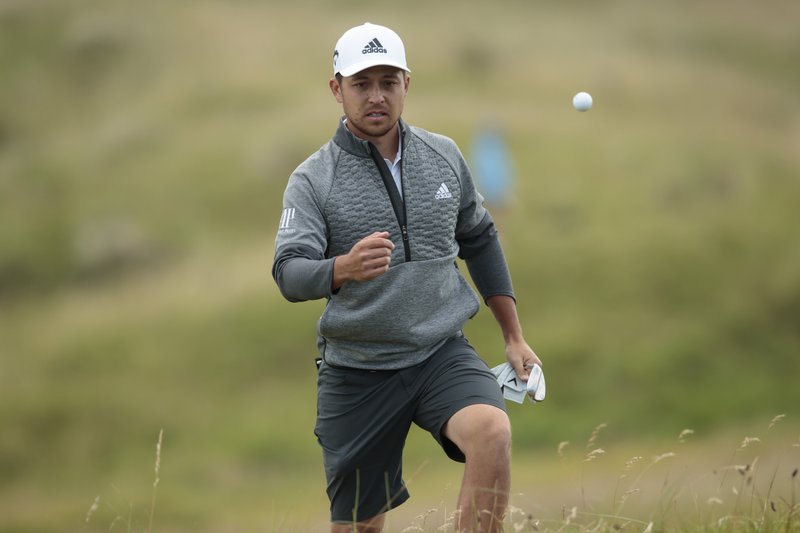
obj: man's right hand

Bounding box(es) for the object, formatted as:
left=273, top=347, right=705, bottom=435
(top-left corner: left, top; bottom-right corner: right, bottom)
left=332, top=231, right=395, bottom=290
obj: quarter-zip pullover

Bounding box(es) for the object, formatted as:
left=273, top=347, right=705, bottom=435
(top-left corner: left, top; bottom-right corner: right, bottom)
left=272, top=118, right=515, bottom=369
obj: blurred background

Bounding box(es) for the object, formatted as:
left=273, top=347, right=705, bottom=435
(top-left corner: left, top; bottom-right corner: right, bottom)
left=1, top=0, right=798, bottom=531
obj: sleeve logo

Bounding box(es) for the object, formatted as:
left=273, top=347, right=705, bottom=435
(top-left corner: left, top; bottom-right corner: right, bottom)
left=278, top=208, right=296, bottom=233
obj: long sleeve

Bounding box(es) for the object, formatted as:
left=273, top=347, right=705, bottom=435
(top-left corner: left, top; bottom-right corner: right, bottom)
left=272, top=164, right=334, bottom=302
left=451, top=146, right=515, bottom=303
left=459, top=212, right=515, bottom=303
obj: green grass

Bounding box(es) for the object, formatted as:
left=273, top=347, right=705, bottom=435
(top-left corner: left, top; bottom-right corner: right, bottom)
left=1, top=0, right=799, bottom=530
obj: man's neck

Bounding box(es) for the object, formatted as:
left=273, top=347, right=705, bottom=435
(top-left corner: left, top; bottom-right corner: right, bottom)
left=345, top=120, right=400, bottom=161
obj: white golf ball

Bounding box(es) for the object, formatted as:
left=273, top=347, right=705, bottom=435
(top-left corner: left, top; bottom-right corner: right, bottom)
left=572, top=91, right=593, bottom=112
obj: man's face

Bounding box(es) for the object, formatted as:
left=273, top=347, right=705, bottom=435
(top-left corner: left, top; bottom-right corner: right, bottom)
left=330, top=65, right=410, bottom=142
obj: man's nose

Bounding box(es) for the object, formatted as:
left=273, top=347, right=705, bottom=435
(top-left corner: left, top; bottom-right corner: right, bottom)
left=368, top=86, right=385, bottom=103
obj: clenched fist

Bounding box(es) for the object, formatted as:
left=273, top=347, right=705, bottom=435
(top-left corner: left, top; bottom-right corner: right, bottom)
left=332, top=231, right=395, bottom=289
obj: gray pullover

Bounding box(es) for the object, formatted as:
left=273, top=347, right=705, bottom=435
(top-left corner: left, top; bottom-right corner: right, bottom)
left=272, top=118, right=514, bottom=370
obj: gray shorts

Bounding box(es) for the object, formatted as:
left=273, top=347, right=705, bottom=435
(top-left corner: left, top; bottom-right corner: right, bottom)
left=314, top=333, right=506, bottom=523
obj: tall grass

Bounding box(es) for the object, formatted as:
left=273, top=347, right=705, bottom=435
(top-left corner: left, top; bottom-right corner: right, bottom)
left=84, top=429, right=163, bottom=533
left=397, top=416, right=799, bottom=532
left=77, top=418, right=798, bottom=531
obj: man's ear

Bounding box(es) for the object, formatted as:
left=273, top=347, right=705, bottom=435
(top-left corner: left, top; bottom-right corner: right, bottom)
left=329, top=78, right=344, bottom=103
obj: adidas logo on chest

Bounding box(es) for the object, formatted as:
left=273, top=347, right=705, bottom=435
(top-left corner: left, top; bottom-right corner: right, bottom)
left=434, top=183, right=453, bottom=200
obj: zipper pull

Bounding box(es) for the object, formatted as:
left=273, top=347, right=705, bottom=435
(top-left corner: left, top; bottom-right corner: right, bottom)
left=400, top=225, right=411, bottom=262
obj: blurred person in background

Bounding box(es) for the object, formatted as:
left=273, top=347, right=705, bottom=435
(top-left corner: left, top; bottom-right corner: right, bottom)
left=272, top=22, right=541, bottom=532
left=471, top=119, right=515, bottom=209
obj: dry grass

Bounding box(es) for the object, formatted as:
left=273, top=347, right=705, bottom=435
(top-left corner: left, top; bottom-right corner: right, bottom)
left=392, top=416, right=799, bottom=533
left=79, top=417, right=799, bottom=532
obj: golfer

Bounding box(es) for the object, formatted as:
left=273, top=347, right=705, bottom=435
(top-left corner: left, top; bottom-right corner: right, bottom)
left=272, top=22, right=542, bottom=532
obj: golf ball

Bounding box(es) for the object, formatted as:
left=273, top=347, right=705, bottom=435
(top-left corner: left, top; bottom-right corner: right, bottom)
left=572, top=91, right=593, bottom=112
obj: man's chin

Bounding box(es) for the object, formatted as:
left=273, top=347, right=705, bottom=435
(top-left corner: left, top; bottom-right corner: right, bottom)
left=357, top=120, right=396, bottom=139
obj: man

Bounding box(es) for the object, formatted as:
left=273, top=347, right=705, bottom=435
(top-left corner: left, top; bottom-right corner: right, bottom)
left=272, top=22, right=541, bottom=532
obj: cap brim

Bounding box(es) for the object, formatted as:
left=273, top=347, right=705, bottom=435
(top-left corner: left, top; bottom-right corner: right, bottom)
left=338, top=59, right=410, bottom=77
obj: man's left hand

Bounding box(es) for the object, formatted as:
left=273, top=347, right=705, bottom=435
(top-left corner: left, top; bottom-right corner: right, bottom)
left=505, top=339, right=542, bottom=382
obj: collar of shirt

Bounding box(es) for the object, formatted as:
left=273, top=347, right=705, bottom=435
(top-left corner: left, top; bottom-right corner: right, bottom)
left=383, top=127, right=403, bottom=198
left=342, top=118, right=404, bottom=197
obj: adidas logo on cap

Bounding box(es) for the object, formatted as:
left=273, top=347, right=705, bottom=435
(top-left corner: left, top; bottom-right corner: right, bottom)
left=362, top=38, right=387, bottom=55
left=333, top=23, right=410, bottom=77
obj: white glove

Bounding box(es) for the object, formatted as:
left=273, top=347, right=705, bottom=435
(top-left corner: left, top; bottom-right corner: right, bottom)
left=490, top=362, right=546, bottom=404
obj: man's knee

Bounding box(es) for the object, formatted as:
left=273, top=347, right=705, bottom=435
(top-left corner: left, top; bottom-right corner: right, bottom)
left=446, top=404, right=511, bottom=458
left=477, top=410, right=512, bottom=457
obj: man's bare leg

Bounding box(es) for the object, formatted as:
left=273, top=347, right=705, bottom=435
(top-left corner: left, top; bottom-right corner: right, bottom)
left=330, top=513, right=386, bottom=533
left=443, top=404, right=511, bottom=532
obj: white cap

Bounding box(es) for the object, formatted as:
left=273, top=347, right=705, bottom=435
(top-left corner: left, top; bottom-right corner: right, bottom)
left=332, top=23, right=410, bottom=77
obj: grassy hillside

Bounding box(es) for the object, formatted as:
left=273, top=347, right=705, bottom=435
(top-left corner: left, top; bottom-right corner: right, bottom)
left=1, top=0, right=799, bottom=530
